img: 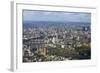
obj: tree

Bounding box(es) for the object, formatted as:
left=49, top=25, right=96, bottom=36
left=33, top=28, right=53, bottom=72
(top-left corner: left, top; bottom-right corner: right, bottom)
left=75, top=45, right=91, bottom=59
left=47, top=47, right=76, bottom=59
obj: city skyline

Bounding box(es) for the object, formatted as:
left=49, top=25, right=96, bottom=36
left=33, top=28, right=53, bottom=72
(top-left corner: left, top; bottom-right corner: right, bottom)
left=23, top=10, right=91, bottom=62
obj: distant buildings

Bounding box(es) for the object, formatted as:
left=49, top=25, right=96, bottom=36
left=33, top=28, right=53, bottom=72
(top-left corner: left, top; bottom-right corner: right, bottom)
left=23, top=23, right=91, bottom=62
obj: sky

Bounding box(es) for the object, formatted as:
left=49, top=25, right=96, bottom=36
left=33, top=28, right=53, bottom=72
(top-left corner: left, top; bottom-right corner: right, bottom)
left=23, top=10, right=91, bottom=23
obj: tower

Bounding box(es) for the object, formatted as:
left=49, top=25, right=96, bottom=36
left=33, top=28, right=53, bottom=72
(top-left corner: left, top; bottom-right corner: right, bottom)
left=43, top=47, right=47, bottom=56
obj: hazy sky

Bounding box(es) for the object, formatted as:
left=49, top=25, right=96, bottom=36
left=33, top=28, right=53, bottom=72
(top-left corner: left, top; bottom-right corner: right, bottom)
left=23, top=10, right=91, bottom=22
